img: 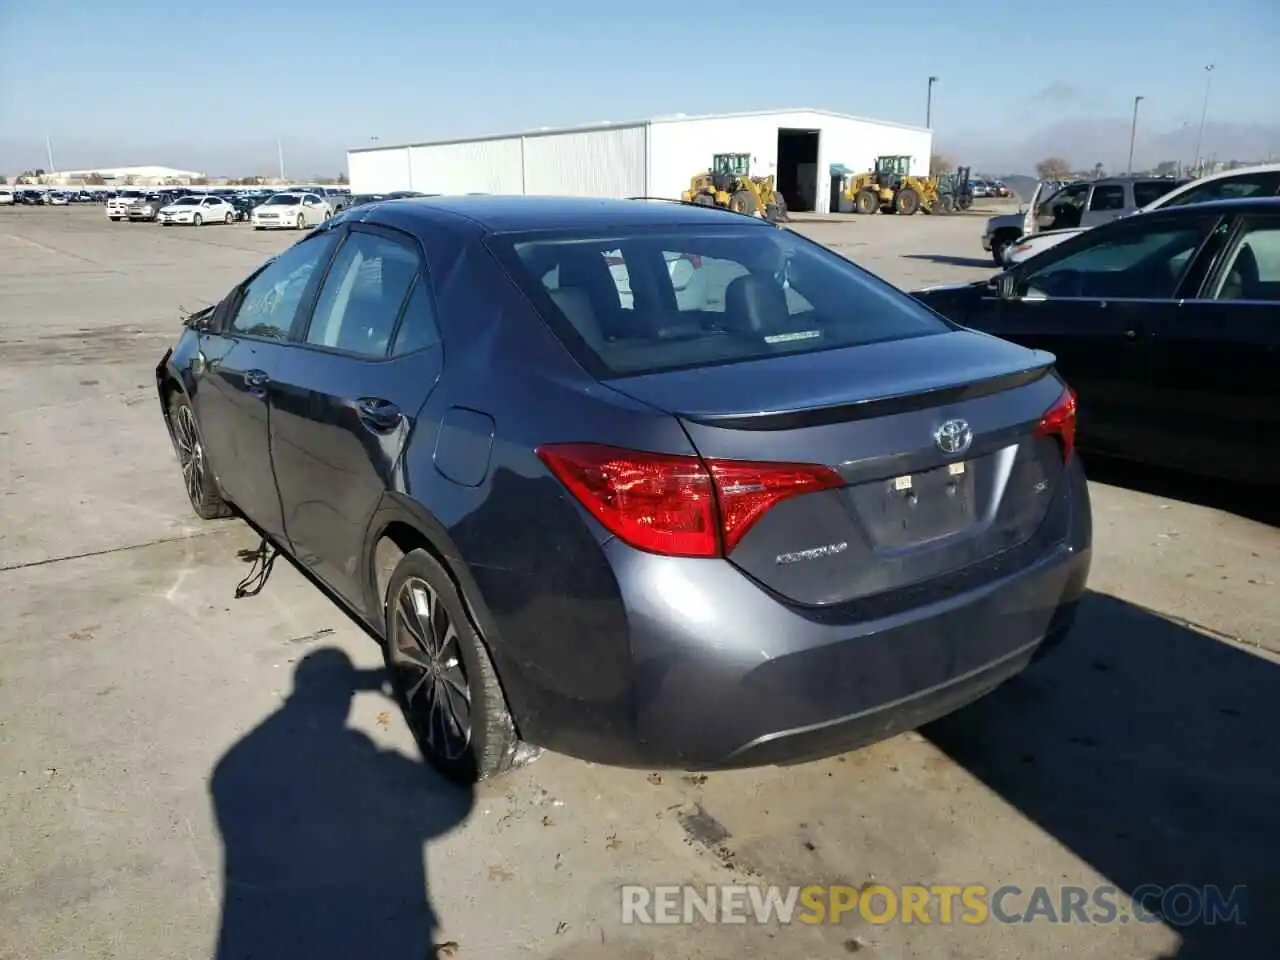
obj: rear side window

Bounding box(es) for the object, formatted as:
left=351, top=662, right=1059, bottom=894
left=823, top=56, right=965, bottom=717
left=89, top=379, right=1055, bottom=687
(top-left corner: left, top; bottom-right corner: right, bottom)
left=1162, top=172, right=1280, bottom=208
left=305, top=231, right=419, bottom=357
left=495, top=226, right=948, bottom=377
left=1133, top=180, right=1181, bottom=208
left=1089, top=185, right=1126, bottom=211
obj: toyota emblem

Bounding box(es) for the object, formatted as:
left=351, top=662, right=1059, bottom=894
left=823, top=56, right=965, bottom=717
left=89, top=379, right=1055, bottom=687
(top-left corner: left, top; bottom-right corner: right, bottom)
left=934, top=419, right=973, bottom=456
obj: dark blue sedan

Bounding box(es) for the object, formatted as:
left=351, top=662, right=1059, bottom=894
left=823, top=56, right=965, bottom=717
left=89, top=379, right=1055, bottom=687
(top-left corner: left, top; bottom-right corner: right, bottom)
left=155, top=196, right=1091, bottom=783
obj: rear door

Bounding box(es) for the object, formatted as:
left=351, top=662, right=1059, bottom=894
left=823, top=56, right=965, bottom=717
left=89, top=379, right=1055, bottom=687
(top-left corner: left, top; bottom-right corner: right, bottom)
left=1146, top=213, right=1280, bottom=481
left=268, top=223, right=444, bottom=614
left=192, top=231, right=341, bottom=544
left=1079, top=182, right=1128, bottom=228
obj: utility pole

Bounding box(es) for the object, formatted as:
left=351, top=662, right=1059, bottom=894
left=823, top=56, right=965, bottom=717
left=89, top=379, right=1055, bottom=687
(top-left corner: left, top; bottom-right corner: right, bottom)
left=1192, top=64, right=1215, bottom=175
left=1126, top=96, right=1144, bottom=175
left=926, top=76, right=938, bottom=129
left=44, top=134, right=55, bottom=174
left=277, top=137, right=286, bottom=182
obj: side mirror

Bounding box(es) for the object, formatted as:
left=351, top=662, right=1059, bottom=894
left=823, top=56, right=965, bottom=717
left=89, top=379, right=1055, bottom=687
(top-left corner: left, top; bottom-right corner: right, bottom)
left=996, top=273, right=1019, bottom=301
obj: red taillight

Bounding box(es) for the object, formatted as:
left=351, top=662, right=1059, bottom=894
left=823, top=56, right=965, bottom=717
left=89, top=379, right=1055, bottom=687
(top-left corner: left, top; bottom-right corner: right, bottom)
left=536, top=443, right=843, bottom=558
left=686, top=254, right=702, bottom=269
left=1034, top=387, right=1077, bottom=461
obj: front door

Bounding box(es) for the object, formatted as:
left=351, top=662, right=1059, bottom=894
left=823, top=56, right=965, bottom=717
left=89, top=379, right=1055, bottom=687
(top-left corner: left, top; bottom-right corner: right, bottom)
left=990, top=211, right=1224, bottom=455
left=269, top=224, right=444, bottom=615
left=192, top=230, right=340, bottom=544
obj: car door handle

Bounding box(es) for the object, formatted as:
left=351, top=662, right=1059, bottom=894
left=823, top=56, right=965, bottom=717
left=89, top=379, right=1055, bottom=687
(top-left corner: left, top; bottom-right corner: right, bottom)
left=244, top=369, right=269, bottom=397
left=356, top=398, right=402, bottom=431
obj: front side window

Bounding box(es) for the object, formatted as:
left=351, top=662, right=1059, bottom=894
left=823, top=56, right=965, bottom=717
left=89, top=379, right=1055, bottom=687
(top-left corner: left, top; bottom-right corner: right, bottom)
left=1022, top=215, right=1217, bottom=300
left=1212, top=217, right=1280, bottom=302
left=497, top=225, right=949, bottom=377
left=230, top=233, right=339, bottom=340
left=305, top=231, right=421, bottom=357
left=1089, top=184, right=1127, bottom=211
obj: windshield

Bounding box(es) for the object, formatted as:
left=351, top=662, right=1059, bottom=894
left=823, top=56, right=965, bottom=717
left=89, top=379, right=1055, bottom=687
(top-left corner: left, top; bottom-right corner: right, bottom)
left=172, top=197, right=200, bottom=206
left=266, top=194, right=301, bottom=206
left=495, top=226, right=949, bottom=378
left=119, top=190, right=144, bottom=199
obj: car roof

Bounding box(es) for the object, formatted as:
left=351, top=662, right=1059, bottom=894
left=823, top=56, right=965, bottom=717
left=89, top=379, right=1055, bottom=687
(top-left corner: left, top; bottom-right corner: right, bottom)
left=359, top=194, right=773, bottom=234
left=1133, top=196, right=1280, bottom=220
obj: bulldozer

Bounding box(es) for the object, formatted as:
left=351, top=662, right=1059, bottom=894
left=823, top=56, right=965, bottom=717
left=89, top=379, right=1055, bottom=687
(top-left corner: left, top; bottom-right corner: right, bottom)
left=842, top=154, right=940, bottom=215
left=682, top=153, right=788, bottom=223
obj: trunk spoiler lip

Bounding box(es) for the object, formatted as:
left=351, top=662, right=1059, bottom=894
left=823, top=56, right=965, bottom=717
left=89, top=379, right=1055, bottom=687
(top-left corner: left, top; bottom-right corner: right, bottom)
left=674, top=358, right=1057, bottom=432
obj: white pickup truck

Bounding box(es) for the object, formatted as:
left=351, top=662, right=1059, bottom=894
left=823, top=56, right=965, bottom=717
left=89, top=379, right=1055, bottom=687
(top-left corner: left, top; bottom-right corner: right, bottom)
left=105, top=189, right=147, bottom=221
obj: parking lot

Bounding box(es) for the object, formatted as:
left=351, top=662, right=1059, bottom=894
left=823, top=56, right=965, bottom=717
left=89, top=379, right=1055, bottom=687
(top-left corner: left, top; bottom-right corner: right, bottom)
left=1, top=204, right=1277, bottom=960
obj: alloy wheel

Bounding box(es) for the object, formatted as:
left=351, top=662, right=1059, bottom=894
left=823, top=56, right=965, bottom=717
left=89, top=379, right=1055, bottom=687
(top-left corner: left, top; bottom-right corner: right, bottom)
left=391, top=577, right=472, bottom=761
left=173, top=404, right=205, bottom=506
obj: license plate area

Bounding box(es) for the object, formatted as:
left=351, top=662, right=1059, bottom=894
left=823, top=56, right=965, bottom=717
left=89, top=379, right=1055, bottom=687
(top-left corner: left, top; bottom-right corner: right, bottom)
left=848, top=460, right=979, bottom=549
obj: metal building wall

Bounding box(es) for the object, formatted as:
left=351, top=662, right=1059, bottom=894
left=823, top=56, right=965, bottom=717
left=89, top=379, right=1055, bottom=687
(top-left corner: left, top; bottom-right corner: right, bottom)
left=522, top=125, right=647, bottom=196
left=407, top=138, right=524, bottom=194
left=348, top=148, right=413, bottom=193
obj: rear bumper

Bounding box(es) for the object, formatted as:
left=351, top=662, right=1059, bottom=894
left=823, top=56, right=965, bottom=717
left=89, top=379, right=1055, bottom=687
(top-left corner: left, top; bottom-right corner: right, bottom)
left=493, top=458, right=1092, bottom=769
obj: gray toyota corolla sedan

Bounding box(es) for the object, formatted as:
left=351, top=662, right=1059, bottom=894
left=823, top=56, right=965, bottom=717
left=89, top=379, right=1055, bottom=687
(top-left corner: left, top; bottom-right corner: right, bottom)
left=156, top=196, right=1091, bottom=783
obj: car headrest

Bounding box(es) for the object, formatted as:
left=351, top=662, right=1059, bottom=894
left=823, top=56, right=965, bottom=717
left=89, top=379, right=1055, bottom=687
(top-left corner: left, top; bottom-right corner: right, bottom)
left=723, top=274, right=791, bottom=336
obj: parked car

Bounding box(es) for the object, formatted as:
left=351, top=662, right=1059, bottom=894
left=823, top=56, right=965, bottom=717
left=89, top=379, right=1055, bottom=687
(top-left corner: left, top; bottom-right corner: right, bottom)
left=299, top=185, right=351, bottom=213
left=915, top=197, right=1279, bottom=483
left=0, top=188, right=12, bottom=205
left=107, top=189, right=147, bottom=221
left=156, top=196, right=1091, bottom=783
left=1003, top=163, right=1280, bottom=266
left=250, top=192, right=331, bottom=229
left=226, top=195, right=260, bottom=221
left=157, top=194, right=238, bottom=226
left=127, top=192, right=175, bottom=221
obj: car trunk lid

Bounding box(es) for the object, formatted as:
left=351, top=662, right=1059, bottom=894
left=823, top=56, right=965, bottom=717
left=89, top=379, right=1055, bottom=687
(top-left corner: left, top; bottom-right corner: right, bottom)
left=604, top=331, right=1071, bottom=606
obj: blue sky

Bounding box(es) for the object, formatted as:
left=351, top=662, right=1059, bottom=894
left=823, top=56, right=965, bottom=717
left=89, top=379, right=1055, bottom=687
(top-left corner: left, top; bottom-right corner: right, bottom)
left=1, top=0, right=1276, bottom=175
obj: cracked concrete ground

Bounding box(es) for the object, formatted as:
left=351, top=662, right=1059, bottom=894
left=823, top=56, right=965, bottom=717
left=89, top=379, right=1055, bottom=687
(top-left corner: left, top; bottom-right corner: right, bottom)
left=1, top=205, right=1277, bottom=960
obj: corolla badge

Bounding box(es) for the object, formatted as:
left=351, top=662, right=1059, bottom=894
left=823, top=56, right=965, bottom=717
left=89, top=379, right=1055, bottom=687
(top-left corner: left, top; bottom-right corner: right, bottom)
left=934, top=418, right=973, bottom=456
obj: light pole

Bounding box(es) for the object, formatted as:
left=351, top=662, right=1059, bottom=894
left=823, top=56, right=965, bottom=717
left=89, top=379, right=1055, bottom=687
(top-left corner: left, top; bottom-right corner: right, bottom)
left=44, top=134, right=56, bottom=174
left=1126, top=95, right=1144, bottom=175
left=277, top=137, right=286, bottom=182
left=926, top=76, right=938, bottom=128
left=1192, top=64, right=1215, bottom=175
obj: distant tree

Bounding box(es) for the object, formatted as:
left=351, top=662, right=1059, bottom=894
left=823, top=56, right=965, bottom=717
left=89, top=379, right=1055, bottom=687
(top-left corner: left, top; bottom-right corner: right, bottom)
left=84, top=172, right=106, bottom=185
left=929, top=153, right=955, bottom=176
left=34, top=168, right=45, bottom=177
left=1152, top=160, right=1178, bottom=177
left=1092, top=162, right=1106, bottom=178
left=123, top=175, right=137, bottom=186
left=0, top=175, right=6, bottom=185
left=191, top=176, right=210, bottom=185
left=336, top=171, right=349, bottom=185
left=1035, top=156, right=1071, bottom=179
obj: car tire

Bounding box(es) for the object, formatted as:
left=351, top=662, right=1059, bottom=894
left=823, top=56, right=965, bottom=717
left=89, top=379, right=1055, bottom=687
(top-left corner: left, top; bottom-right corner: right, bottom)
left=193, top=213, right=203, bottom=227
left=382, top=548, right=520, bottom=784
left=991, top=234, right=1015, bottom=265
left=296, top=214, right=305, bottom=230
left=854, top=189, right=879, bottom=215
left=166, top=392, right=233, bottom=520
left=224, top=212, right=233, bottom=224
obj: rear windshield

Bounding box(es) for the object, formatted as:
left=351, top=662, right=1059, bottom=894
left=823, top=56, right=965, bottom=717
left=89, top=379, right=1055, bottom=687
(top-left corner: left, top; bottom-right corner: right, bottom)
left=493, top=225, right=949, bottom=377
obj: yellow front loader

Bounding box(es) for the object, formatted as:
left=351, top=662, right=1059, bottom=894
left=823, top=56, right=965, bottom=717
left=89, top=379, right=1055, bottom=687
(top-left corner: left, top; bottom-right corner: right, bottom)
left=843, top=155, right=940, bottom=215
left=682, top=153, right=788, bottom=222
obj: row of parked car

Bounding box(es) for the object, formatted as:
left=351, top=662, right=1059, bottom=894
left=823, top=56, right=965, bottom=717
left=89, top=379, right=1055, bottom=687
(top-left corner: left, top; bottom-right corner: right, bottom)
left=97, top=186, right=354, bottom=230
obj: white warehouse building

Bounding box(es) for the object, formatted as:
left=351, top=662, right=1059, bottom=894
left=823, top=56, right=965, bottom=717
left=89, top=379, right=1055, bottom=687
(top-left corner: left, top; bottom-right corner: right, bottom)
left=347, top=108, right=932, bottom=215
